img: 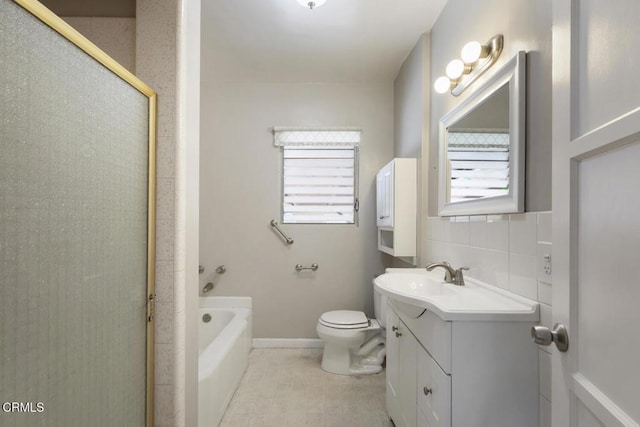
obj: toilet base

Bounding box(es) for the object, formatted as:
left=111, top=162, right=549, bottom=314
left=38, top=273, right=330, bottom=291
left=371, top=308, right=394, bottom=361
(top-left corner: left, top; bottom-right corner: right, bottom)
left=320, top=339, right=386, bottom=376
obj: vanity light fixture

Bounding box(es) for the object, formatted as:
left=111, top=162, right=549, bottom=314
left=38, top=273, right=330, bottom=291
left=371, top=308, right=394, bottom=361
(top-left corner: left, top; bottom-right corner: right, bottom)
left=296, top=0, right=327, bottom=9
left=445, top=59, right=469, bottom=80
left=434, top=34, right=504, bottom=96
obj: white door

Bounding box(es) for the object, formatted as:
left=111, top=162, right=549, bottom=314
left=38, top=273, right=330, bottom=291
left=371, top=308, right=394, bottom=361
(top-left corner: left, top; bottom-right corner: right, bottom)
left=550, top=1, right=640, bottom=426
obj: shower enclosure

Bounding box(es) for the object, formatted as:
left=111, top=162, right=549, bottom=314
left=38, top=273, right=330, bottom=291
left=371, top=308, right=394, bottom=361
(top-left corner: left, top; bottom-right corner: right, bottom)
left=0, top=0, right=156, bottom=425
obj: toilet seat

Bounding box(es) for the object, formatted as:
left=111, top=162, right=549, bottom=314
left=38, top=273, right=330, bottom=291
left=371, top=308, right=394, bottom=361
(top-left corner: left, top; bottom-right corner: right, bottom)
left=319, top=310, right=370, bottom=329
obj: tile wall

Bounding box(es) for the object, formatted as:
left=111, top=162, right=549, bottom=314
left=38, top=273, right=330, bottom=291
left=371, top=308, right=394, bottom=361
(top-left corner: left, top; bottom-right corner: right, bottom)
left=135, top=1, right=179, bottom=426
left=425, top=212, right=553, bottom=427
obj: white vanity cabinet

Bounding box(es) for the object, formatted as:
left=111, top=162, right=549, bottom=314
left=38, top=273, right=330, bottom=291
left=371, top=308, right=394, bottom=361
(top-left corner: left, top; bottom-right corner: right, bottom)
left=386, top=307, right=417, bottom=427
left=375, top=158, right=416, bottom=257
left=386, top=299, right=539, bottom=427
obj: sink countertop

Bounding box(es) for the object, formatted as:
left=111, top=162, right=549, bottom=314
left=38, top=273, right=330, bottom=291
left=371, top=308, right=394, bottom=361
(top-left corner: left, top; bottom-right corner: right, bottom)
left=374, top=268, right=539, bottom=322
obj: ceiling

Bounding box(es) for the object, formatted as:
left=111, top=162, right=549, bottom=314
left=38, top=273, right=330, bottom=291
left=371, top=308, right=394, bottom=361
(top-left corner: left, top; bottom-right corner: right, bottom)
left=201, top=0, right=448, bottom=83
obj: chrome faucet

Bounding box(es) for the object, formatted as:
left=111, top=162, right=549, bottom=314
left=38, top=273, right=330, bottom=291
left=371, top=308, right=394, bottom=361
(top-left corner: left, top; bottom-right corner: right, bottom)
left=426, top=262, right=469, bottom=286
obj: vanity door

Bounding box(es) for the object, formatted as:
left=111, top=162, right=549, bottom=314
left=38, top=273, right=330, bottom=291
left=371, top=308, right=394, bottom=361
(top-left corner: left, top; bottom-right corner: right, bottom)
left=552, top=1, right=640, bottom=426
left=386, top=307, right=417, bottom=427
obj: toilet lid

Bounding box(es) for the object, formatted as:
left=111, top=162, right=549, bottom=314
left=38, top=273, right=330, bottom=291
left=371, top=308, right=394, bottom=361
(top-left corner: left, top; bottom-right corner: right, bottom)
left=319, top=310, right=369, bottom=329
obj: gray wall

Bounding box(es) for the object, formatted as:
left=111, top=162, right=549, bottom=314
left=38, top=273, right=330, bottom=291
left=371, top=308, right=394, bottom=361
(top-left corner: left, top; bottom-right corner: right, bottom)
left=40, top=0, right=135, bottom=17
left=61, top=17, right=135, bottom=72
left=199, top=77, right=393, bottom=338
left=391, top=33, right=430, bottom=267
left=394, top=34, right=428, bottom=159
left=428, top=0, right=552, bottom=215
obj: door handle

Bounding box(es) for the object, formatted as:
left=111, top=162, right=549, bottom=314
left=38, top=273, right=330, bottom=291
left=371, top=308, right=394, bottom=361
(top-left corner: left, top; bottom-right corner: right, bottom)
left=531, top=323, right=569, bottom=352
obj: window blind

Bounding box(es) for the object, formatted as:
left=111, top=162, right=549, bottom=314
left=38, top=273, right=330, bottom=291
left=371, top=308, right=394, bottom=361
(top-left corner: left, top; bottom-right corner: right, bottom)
left=283, top=145, right=356, bottom=223
left=274, top=128, right=360, bottom=224
left=447, top=131, right=510, bottom=203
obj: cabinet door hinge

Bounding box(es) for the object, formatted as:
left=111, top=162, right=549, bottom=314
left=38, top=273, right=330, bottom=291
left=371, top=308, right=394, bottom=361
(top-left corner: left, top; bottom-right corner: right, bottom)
left=354, top=198, right=359, bottom=212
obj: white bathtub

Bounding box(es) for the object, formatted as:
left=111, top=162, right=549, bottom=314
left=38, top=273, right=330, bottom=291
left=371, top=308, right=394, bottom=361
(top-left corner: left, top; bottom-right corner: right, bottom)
left=198, top=297, right=252, bottom=427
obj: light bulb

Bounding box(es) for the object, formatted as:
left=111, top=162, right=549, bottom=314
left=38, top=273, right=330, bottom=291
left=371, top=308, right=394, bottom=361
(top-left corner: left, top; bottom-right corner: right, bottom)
left=445, top=59, right=465, bottom=80
left=461, top=41, right=486, bottom=64
left=434, top=76, right=452, bottom=94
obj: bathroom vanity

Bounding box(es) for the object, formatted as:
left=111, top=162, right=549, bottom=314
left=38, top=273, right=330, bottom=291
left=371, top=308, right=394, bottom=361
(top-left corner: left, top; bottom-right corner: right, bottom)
left=375, top=269, right=539, bottom=427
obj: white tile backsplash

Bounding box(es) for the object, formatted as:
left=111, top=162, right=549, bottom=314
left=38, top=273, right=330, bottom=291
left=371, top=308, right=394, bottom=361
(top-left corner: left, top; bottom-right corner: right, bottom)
left=469, top=215, right=488, bottom=248
left=426, top=239, right=449, bottom=264
left=448, top=216, right=470, bottom=245
left=448, top=243, right=474, bottom=270
left=538, top=281, right=552, bottom=305
left=426, top=211, right=552, bottom=301
left=509, top=253, right=538, bottom=300
left=486, top=214, right=510, bottom=251
left=425, top=211, right=552, bottom=427
left=509, top=213, right=538, bottom=255
left=537, top=212, right=552, bottom=243
left=476, top=249, right=510, bottom=290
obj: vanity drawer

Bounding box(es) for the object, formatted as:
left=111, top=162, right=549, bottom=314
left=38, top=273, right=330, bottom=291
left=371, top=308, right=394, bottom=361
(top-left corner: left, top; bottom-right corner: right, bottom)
left=396, top=306, right=452, bottom=373
left=417, top=346, right=451, bottom=427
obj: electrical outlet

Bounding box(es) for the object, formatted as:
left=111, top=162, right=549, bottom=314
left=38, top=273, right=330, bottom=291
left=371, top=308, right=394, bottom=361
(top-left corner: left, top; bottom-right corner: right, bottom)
left=543, top=255, right=552, bottom=274
left=538, top=242, right=552, bottom=284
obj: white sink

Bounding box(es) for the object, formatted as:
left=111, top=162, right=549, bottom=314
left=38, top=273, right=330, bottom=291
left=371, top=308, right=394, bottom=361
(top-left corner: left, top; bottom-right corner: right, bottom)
left=374, top=268, right=539, bottom=321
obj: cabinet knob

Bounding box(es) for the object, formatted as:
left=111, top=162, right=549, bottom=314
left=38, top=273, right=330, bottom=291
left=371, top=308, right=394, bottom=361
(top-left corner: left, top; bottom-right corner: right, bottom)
left=423, top=386, right=432, bottom=396
left=395, top=331, right=402, bottom=337
left=392, top=326, right=399, bottom=331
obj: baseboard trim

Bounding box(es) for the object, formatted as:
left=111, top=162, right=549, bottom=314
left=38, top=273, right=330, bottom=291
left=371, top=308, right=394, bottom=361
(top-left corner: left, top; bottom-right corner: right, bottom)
left=252, top=338, right=324, bottom=348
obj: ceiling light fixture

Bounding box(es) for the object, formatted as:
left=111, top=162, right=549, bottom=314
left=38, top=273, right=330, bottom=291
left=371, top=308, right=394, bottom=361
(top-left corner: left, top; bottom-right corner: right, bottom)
left=296, top=0, right=327, bottom=9
left=434, top=34, right=504, bottom=96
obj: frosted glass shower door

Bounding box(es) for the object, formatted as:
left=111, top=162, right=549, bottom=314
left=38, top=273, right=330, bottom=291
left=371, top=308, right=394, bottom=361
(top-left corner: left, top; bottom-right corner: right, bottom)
left=0, top=1, right=156, bottom=426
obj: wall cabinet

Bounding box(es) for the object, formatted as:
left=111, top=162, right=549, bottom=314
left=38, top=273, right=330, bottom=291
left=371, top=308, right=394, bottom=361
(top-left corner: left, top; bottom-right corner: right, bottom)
left=376, top=158, right=417, bottom=257
left=386, top=299, right=538, bottom=427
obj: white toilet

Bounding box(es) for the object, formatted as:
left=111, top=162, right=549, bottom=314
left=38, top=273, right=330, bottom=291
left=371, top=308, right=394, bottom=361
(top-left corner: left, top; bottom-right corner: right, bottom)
left=316, top=287, right=387, bottom=375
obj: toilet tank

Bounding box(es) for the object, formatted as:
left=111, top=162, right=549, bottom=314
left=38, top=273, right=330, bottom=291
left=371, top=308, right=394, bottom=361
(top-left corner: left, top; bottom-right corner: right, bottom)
left=373, top=286, right=387, bottom=329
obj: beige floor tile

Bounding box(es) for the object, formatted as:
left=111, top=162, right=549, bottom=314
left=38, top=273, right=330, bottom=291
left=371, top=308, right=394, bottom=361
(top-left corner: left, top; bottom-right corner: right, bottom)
left=219, top=348, right=388, bottom=427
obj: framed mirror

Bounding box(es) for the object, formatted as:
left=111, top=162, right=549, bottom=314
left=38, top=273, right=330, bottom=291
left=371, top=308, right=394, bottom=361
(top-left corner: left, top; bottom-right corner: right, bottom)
left=438, top=51, right=526, bottom=216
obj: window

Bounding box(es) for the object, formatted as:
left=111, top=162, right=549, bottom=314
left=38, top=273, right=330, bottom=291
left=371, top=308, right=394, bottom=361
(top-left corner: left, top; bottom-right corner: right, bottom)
left=274, top=128, right=360, bottom=224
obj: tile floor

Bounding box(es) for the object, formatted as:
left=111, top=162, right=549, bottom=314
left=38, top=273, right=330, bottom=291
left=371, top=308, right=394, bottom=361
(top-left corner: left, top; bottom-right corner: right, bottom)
left=219, top=348, right=393, bottom=427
